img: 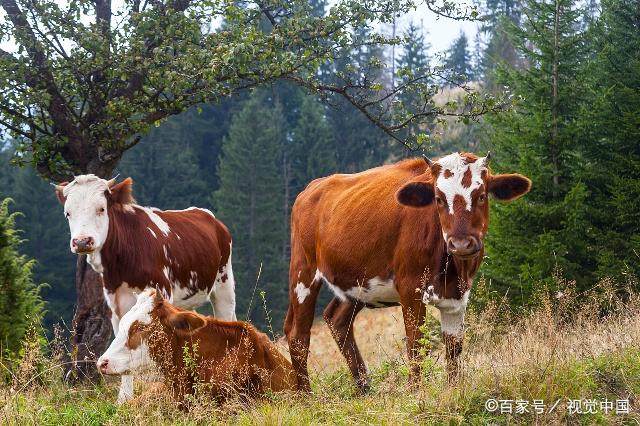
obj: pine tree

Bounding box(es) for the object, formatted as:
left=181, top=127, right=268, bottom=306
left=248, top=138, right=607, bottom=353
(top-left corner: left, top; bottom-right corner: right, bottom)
left=325, top=27, right=392, bottom=171
left=290, top=96, right=338, bottom=194
left=212, top=90, right=288, bottom=331
left=444, top=32, right=474, bottom=84
left=577, top=0, right=640, bottom=281
left=0, top=152, right=74, bottom=331
left=480, top=0, right=523, bottom=90
left=483, top=0, right=590, bottom=301
left=394, top=22, right=435, bottom=148
left=0, top=198, right=45, bottom=358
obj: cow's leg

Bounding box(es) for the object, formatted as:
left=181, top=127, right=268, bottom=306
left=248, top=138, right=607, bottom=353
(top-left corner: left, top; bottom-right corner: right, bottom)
left=398, top=284, right=427, bottom=385
left=437, top=300, right=467, bottom=383
left=211, top=253, right=237, bottom=321
left=104, top=285, right=138, bottom=404
left=322, top=297, right=369, bottom=393
left=284, top=267, right=320, bottom=392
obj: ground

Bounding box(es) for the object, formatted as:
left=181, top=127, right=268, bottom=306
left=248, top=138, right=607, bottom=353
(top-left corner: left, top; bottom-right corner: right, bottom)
left=2, top=282, right=640, bottom=425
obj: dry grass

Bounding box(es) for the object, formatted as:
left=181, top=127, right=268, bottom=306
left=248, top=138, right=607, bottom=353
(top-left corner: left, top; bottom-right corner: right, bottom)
left=2, top=278, right=640, bottom=425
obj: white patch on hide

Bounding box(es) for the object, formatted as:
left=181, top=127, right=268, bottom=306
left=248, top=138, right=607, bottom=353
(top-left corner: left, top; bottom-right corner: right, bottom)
left=211, top=243, right=236, bottom=320
left=295, top=282, right=311, bottom=304
left=147, top=227, right=157, bottom=239
left=345, top=276, right=400, bottom=306
left=434, top=290, right=470, bottom=337
left=137, top=206, right=170, bottom=236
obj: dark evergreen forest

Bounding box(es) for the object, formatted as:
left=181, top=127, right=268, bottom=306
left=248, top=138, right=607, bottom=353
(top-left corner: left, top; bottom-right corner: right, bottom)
left=1, top=0, right=638, bottom=338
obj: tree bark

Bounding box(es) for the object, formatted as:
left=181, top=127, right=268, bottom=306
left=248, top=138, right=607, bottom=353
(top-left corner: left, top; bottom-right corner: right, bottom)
left=66, top=255, right=112, bottom=383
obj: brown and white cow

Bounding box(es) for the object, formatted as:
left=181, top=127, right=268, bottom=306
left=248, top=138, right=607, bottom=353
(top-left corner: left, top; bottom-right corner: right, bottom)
left=54, top=175, right=236, bottom=402
left=284, top=152, right=531, bottom=392
left=97, top=289, right=296, bottom=405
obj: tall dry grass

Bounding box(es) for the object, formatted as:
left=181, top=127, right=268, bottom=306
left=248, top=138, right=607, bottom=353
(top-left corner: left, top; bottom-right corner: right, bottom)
left=2, top=274, right=639, bottom=424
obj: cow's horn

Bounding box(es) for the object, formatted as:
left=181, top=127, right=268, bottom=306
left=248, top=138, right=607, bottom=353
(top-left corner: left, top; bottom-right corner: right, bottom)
left=422, top=154, right=434, bottom=168
left=106, top=174, right=120, bottom=188
left=50, top=181, right=67, bottom=193
left=482, top=151, right=491, bottom=167
left=153, top=287, right=164, bottom=305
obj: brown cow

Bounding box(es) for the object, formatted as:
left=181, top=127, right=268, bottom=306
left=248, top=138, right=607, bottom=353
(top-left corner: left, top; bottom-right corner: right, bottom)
left=284, top=152, right=531, bottom=392
left=54, top=175, right=236, bottom=402
left=97, top=289, right=296, bottom=404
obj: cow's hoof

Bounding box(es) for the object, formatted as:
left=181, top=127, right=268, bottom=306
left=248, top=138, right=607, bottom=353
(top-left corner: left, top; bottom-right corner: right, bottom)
left=356, top=379, right=371, bottom=395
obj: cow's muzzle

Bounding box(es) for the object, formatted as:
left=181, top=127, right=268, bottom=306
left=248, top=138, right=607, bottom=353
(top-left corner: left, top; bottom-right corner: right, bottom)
left=447, top=236, right=482, bottom=258
left=72, top=236, right=95, bottom=253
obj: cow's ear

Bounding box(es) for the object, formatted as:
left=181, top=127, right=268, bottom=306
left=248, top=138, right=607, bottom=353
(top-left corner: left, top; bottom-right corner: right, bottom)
left=54, top=182, right=69, bottom=204
left=108, top=177, right=135, bottom=205
left=488, top=174, right=532, bottom=201
left=166, top=312, right=205, bottom=332
left=397, top=181, right=435, bottom=207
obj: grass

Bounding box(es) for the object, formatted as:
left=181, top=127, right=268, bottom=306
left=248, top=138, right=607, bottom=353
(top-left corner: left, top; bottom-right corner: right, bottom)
left=2, top=278, right=640, bottom=425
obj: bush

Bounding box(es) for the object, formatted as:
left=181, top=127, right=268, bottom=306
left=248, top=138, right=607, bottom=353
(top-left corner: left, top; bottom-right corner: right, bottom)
left=0, top=198, right=45, bottom=363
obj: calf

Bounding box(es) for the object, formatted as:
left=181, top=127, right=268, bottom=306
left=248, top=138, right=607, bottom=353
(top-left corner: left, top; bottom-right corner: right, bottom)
left=54, top=175, right=236, bottom=402
left=285, top=152, right=531, bottom=392
left=97, top=289, right=296, bottom=404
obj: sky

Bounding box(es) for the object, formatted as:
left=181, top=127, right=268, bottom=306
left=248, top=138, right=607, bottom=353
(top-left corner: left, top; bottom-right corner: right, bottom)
left=393, top=3, right=479, bottom=55
left=1, top=1, right=479, bottom=55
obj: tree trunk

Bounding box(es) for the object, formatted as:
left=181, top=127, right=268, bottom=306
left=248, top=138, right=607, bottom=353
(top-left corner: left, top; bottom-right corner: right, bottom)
left=66, top=255, right=112, bottom=382
left=551, top=0, right=561, bottom=191
left=65, top=160, right=118, bottom=383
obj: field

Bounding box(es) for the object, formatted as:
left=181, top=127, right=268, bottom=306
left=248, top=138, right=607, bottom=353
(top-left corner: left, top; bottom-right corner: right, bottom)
left=2, top=280, right=640, bottom=425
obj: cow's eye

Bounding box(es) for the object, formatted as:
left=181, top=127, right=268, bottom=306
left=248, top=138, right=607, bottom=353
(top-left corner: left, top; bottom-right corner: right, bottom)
left=436, top=196, right=445, bottom=206
left=478, top=194, right=486, bottom=204
left=98, top=207, right=105, bottom=214
left=65, top=211, right=70, bottom=218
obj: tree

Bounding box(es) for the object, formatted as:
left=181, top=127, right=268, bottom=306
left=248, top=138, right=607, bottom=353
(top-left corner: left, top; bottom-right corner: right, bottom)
left=483, top=0, right=589, bottom=301
left=479, top=0, right=523, bottom=89
left=577, top=0, right=640, bottom=282
left=0, top=0, right=506, bottom=380
left=394, top=22, right=436, bottom=148
left=0, top=155, right=75, bottom=331
left=444, top=32, right=474, bottom=84
left=212, top=90, right=288, bottom=331
left=0, top=198, right=44, bottom=360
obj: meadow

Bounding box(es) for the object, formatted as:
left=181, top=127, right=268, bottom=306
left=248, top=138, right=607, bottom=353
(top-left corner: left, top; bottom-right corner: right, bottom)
left=2, top=277, right=639, bottom=425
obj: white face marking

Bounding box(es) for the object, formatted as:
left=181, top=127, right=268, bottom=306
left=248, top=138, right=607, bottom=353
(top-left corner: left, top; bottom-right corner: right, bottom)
left=138, top=206, right=170, bottom=236
left=435, top=153, right=488, bottom=214
left=295, top=282, right=311, bottom=304
left=62, top=174, right=110, bottom=254
left=97, top=289, right=155, bottom=375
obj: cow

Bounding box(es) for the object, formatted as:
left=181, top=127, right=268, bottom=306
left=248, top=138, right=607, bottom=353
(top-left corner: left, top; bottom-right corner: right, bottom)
left=284, top=152, right=531, bottom=392
left=54, top=175, right=237, bottom=402
left=97, top=289, right=296, bottom=405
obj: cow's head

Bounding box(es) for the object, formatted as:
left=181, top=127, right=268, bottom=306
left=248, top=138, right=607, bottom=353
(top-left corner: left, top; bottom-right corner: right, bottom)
left=54, top=175, right=134, bottom=255
left=97, top=289, right=205, bottom=375
left=396, top=152, right=531, bottom=259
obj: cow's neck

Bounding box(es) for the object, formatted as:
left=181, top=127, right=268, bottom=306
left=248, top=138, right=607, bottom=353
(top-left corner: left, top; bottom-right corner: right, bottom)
left=430, top=216, right=482, bottom=299
left=99, top=204, right=147, bottom=290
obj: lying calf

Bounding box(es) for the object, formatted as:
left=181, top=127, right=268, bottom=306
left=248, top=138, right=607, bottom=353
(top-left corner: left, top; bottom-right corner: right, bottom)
left=97, top=289, right=296, bottom=403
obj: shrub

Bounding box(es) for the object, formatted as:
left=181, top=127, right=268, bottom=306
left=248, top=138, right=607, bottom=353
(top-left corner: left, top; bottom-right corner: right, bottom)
left=0, top=198, right=45, bottom=364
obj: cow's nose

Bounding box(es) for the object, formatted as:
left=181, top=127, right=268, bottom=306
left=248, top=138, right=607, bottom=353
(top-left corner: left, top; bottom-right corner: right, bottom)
left=447, top=236, right=480, bottom=257
left=98, top=359, right=109, bottom=374
left=72, top=236, right=94, bottom=252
